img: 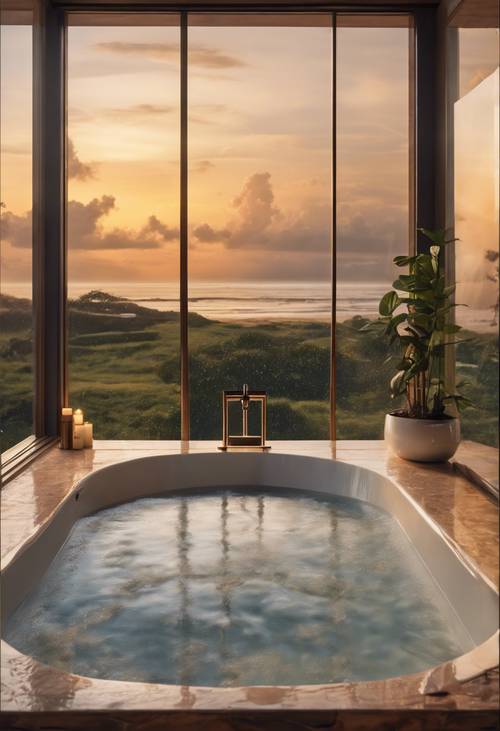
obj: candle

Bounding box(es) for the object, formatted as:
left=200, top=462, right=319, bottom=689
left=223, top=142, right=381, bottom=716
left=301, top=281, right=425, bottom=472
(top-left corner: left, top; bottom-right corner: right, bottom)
left=83, top=422, right=93, bottom=449
left=73, top=424, right=84, bottom=449
left=60, top=407, right=73, bottom=449
left=73, top=409, right=84, bottom=426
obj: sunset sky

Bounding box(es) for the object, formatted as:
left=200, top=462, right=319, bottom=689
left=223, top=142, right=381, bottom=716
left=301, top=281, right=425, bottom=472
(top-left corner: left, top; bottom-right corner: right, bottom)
left=454, top=29, right=499, bottom=318
left=1, top=18, right=498, bottom=308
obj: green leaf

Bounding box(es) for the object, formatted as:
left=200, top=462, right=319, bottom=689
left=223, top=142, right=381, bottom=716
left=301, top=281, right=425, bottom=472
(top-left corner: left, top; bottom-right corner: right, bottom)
left=392, top=280, right=410, bottom=293
left=401, top=298, right=433, bottom=312
left=415, top=254, right=435, bottom=276
left=406, top=324, right=430, bottom=339
left=399, top=335, right=427, bottom=350
left=437, top=302, right=468, bottom=315
left=395, top=274, right=416, bottom=284
left=385, top=312, right=408, bottom=334
left=396, top=358, right=413, bottom=370
left=418, top=228, right=445, bottom=245
left=442, top=324, right=461, bottom=334
left=415, top=289, right=437, bottom=302
left=418, top=227, right=459, bottom=246
left=379, top=290, right=400, bottom=317
left=403, top=359, right=428, bottom=382
left=390, top=371, right=406, bottom=396
left=393, top=255, right=417, bottom=267
left=392, top=278, right=433, bottom=294
left=411, top=313, right=432, bottom=329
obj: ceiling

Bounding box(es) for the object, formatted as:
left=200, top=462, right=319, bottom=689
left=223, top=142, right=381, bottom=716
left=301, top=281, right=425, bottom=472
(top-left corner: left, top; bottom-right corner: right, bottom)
left=47, top=0, right=500, bottom=27
left=449, top=0, right=499, bottom=27
left=51, top=0, right=438, bottom=6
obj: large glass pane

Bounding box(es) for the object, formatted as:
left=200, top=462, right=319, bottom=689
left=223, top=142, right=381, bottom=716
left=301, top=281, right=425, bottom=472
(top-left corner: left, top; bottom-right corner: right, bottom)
left=453, top=26, right=499, bottom=446
left=67, top=14, right=181, bottom=439
left=336, top=16, right=411, bottom=438
left=0, top=17, right=34, bottom=453
left=188, top=14, right=333, bottom=440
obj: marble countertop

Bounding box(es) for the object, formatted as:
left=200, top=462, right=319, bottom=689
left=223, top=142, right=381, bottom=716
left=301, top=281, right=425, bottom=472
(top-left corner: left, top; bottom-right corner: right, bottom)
left=1, top=439, right=498, bottom=718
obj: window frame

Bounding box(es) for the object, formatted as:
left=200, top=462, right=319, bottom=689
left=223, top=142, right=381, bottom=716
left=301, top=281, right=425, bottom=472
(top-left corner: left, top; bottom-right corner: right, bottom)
left=2, top=1, right=438, bottom=478
left=0, top=6, right=44, bottom=473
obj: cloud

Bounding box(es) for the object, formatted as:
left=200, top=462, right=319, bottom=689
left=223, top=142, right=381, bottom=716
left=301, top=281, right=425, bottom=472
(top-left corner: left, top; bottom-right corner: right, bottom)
left=68, top=198, right=179, bottom=250
left=68, top=196, right=115, bottom=243
left=1, top=197, right=179, bottom=251
left=193, top=223, right=231, bottom=243
left=68, top=139, right=95, bottom=181
left=94, top=40, right=178, bottom=61
left=266, top=203, right=331, bottom=253
left=336, top=210, right=407, bottom=281
left=229, top=172, right=281, bottom=246
left=145, top=215, right=179, bottom=241
left=189, top=104, right=229, bottom=125
left=189, top=46, right=245, bottom=70
left=102, top=103, right=175, bottom=121
left=68, top=107, right=92, bottom=124
left=91, top=103, right=227, bottom=127
left=192, top=171, right=330, bottom=253
left=0, top=144, right=30, bottom=156
left=192, top=160, right=215, bottom=174
left=94, top=41, right=244, bottom=70
left=1, top=209, right=32, bottom=249
left=191, top=170, right=411, bottom=276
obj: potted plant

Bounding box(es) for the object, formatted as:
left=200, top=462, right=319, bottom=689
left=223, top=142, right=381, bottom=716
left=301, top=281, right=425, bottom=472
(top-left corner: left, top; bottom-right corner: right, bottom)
left=364, top=228, right=471, bottom=462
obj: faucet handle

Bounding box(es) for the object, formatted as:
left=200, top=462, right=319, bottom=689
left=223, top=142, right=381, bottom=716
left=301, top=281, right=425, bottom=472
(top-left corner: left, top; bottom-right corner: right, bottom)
left=241, top=383, right=250, bottom=411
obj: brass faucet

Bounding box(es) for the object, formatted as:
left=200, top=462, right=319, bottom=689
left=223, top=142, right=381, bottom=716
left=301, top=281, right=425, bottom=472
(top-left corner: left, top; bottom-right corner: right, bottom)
left=219, top=384, right=270, bottom=451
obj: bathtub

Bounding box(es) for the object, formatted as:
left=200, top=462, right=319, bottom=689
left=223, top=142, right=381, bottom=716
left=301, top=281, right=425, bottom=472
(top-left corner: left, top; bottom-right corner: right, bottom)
left=1, top=451, right=498, bottom=701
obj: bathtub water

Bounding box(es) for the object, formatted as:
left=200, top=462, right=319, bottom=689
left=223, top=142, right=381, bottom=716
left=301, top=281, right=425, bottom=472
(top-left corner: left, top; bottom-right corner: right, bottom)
left=5, top=489, right=472, bottom=686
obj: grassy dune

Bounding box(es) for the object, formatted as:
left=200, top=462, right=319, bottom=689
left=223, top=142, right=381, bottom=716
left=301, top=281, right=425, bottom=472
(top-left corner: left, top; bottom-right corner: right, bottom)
left=1, top=291, right=498, bottom=450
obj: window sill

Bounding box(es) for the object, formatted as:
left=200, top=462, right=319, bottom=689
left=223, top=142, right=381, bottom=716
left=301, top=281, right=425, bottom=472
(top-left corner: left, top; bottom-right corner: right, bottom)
left=1, top=436, right=57, bottom=488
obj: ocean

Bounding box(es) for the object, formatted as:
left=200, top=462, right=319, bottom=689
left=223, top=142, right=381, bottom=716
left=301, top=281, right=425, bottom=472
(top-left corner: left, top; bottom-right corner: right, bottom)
left=2, top=280, right=497, bottom=331
left=3, top=280, right=384, bottom=321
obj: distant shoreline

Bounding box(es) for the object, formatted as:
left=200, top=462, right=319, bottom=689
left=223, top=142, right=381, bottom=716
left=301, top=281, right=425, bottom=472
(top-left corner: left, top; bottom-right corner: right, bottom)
left=1, top=283, right=498, bottom=332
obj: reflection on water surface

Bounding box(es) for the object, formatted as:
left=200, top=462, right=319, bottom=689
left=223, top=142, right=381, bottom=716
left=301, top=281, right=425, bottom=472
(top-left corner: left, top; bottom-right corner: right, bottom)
left=6, top=490, right=470, bottom=686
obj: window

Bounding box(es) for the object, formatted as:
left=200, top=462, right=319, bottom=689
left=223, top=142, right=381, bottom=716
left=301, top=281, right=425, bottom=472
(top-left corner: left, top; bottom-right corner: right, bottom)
left=63, top=10, right=415, bottom=443
left=66, top=14, right=181, bottom=439
left=0, top=15, right=34, bottom=453
left=451, top=24, right=499, bottom=446
left=335, top=16, right=412, bottom=438
left=188, top=14, right=333, bottom=439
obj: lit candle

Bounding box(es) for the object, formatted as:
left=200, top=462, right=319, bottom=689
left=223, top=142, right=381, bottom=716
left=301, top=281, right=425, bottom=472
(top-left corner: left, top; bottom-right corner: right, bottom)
left=62, top=407, right=73, bottom=417
left=73, top=409, right=84, bottom=426
left=82, top=422, right=93, bottom=448
left=73, top=424, right=84, bottom=449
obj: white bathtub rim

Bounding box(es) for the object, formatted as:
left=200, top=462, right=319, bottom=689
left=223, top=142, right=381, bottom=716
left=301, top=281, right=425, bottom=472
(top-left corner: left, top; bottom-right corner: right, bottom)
left=2, top=451, right=497, bottom=596
left=1, top=630, right=499, bottom=712
left=2, top=452, right=498, bottom=633
left=1, top=451, right=498, bottom=697
left=1, top=452, right=372, bottom=571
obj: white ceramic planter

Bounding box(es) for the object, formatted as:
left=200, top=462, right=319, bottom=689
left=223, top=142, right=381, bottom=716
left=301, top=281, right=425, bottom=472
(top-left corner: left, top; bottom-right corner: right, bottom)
left=384, top=413, right=460, bottom=463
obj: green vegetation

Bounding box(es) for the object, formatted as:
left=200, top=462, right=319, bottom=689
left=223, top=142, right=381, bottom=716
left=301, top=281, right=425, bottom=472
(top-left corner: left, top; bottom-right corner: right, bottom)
left=0, top=294, right=33, bottom=451
left=1, top=291, right=497, bottom=452
left=364, top=228, right=471, bottom=419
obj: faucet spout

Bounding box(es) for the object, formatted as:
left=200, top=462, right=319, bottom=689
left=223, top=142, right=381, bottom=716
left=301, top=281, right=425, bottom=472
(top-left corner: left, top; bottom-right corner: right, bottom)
left=240, top=383, right=250, bottom=411
left=241, top=384, right=250, bottom=435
